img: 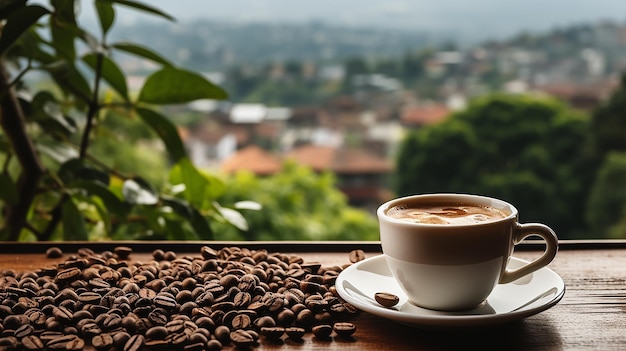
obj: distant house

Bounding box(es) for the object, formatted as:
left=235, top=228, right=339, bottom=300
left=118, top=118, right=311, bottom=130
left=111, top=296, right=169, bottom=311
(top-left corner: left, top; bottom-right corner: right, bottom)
left=287, top=144, right=393, bottom=211
left=183, top=103, right=292, bottom=170
left=220, top=145, right=282, bottom=176
left=400, top=103, right=450, bottom=127
left=535, top=79, right=617, bottom=111
left=219, top=144, right=393, bottom=211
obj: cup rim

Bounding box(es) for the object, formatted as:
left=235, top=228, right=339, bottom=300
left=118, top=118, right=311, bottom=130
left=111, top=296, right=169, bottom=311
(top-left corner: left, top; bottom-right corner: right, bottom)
left=377, top=193, right=518, bottom=227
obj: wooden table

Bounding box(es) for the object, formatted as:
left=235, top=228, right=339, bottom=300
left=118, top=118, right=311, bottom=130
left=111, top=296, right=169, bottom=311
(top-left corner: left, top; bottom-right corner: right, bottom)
left=0, top=241, right=624, bottom=350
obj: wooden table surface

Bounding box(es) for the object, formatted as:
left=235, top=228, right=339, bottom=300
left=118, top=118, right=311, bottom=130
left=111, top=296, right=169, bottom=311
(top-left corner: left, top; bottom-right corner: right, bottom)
left=0, top=241, right=624, bottom=351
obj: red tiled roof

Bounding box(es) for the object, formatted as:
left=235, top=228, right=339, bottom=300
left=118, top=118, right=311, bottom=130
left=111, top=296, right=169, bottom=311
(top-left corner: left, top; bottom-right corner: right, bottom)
left=401, top=104, right=449, bottom=126
left=221, top=144, right=393, bottom=176
left=220, top=145, right=282, bottom=176
left=285, top=145, right=392, bottom=174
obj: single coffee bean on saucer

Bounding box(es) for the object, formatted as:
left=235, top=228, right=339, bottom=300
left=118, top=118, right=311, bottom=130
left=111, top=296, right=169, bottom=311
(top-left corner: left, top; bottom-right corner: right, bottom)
left=349, top=249, right=366, bottom=263
left=375, top=292, right=399, bottom=307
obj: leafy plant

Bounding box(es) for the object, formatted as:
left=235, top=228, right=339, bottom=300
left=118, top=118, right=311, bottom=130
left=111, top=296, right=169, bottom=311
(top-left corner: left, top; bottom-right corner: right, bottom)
left=214, top=162, right=380, bottom=241
left=394, top=94, right=594, bottom=239
left=0, top=0, right=254, bottom=241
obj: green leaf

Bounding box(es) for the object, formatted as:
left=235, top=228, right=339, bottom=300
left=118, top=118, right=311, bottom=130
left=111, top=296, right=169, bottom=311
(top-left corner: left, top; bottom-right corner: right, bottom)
left=46, top=61, right=92, bottom=102
left=112, top=42, right=173, bottom=66
left=0, top=174, right=18, bottom=205
left=122, top=178, right=158, bottom=205
left=95, top=1, right=115, bottom=35
left=108, top=0, right=174, bottom=21
left=214, top=202, right=249, bottom=231
left=234, top=200, right=263, bottom=211
left=169, top=158, right=225, bottom=209
left=138, top=67, right=228, bottom=104
left=0, top=5, right=50, bottom=56
left=162, top=196, right=214, bottom=239
left=62, top=198, right=89, bottom=240
left=69, top=180, right=129, bottom=217
left=50, top=12, right=77, bottom=61
left=58, top=158, right=109, bottom=185
left=31, top=91, right=78, bottom=137
left=0, top=0, right=27, bottom=20
left=9, top=29, right=56, bottom=64
left=135, top=107, right=186, bottom=162
left=83, top=53, right=129, bottom=101
left=37, top=139, right=80, bottom=164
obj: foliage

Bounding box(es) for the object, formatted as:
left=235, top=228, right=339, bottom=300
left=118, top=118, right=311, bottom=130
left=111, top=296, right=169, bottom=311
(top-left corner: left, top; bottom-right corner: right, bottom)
left=394, top=94, right=594, bottom=239
left=586, top=152, right=626, bottom=238
left=584, top=74, right=626, bottom=238
left=589, top=74, right=626, bottom=162
left=0, top=0, right=254, bottom=241
left=213, top=162, right=380, bottom=241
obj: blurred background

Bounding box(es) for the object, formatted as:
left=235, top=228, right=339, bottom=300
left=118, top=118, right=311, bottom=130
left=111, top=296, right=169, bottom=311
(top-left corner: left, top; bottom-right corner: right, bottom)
left=2, top=1, right=626, bottom=241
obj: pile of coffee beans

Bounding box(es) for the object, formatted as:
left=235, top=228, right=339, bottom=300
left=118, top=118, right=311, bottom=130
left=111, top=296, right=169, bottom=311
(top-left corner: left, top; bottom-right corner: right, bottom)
left=0, top=246, right=363, bottom=350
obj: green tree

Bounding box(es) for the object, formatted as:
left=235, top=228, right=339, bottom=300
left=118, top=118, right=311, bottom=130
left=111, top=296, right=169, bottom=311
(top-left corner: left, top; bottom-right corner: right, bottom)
left=589, top=73, right=626, bottom=163
left=214, top=162, right=380, bottom=241
left=586, top=152, right=626, bottom=238
left=0, top=0, right=253, bottom=241
left=395, top=94, right=593, bottom=238
left=584, top=74, right=626, bottom=238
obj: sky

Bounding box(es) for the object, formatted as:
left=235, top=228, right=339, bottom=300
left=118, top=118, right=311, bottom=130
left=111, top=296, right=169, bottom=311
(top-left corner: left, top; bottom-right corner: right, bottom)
left=78, top=0, right=626, bottom=41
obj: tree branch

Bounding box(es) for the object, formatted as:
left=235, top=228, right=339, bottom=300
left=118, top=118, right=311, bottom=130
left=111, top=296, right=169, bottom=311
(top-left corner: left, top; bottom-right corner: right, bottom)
left=0, top=62, right=46, bottom=240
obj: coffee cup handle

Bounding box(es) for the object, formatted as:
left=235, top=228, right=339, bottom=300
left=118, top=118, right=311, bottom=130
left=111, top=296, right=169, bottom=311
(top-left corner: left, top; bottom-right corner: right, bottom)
left=499, top=223, right=558, bottom=284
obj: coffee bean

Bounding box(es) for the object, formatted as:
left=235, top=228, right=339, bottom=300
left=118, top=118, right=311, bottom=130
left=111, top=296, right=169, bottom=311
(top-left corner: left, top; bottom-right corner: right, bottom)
left=114, top=246, right=133, bottom=259
left=260, top=326, right=285, bottom=340
left=164, top=319, right=186, bottom=334
left=0, top=336, right=18, bottom=349
left=189, top=332, right=209, bottom=345
left=277, top=308, right=296, bottom=326
left=230, top=313, right=251, bottom=330
left=45, top=334, right=79, bottom=350
left=52, top=305, right=73, bottom=323
left=285, top=326, right=306, bottom=340
left=113, top=331, right=130, bottom=348
left=14, top=324, right=33, bottom=338
left=201, top=246, right=219, bottom=260
left=164, top=251, right=177, bottom=261
left=154, top=295, right=177, bottom=310
left=55, top=267, right=81, bottom=282
left=148, top=308, right=169, bottom=326
left=312, top=324, right=333, bottom=339
left=152, top=249, right=165, bottom=261
left=124, top=334, right=145, bottom=351
left=233, top=291, right=251, bottom=308
left=46, top=247, right=63, bottom=259
left=349, top=249, right=366, bottom=263
left=80, top=322, right=102, bottom=337
left=230, top=329, right=256, bottom=347
left=78, top=291, right=102, bottom=304
left=213, top=325, right=230, bottom=344
left=375, top=292, right=400, bottom=307
left=65, top=336, right=85, bottom=351
left=333, top=322, right=357, bottom=338
left=184, top=342, right=207, bottom=351
left=264, top=294, right=286, bottom=312
left=21, top=335, right=44, bottom=350
left=146, top=326, right=168, bottom=340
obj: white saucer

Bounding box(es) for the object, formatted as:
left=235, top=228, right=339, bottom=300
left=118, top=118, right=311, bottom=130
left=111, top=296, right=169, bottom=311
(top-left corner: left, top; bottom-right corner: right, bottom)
left=336, top=255, right=565, bottom=328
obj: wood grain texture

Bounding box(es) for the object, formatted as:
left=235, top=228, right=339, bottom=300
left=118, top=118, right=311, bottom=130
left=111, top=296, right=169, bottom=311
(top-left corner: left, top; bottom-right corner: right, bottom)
left=0, top=242, right=623, bottom=350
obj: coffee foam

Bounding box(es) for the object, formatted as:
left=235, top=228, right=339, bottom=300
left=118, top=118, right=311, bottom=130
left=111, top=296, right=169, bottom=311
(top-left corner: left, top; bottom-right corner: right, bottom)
left=386, top=203, right=506, bottom=225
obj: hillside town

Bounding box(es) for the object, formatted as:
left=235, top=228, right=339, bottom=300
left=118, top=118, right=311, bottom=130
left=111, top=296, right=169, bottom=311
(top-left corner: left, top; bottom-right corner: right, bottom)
left=123, top=20, right=624, bottom=212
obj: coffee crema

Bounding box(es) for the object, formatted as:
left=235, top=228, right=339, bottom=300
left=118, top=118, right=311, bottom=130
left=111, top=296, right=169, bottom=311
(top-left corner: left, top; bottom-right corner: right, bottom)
left=386, top=202, right=507, bottom=225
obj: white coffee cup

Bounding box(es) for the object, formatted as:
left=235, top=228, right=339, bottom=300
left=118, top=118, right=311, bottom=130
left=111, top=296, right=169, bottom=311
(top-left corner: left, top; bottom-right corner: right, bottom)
left=377, top=193, right=558, bottom=311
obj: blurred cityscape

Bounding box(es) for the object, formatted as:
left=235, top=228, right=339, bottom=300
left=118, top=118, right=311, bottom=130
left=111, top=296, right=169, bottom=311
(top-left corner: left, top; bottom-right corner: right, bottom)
left=111, top=19, right=625, bottom=212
